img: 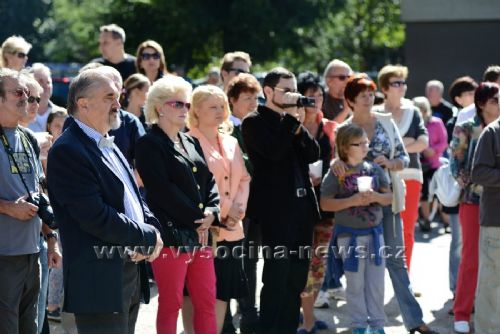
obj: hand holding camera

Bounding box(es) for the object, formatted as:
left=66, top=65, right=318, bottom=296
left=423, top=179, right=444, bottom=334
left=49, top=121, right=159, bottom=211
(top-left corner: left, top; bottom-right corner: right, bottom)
left=27, top=191, right=57, bottom=229
left=8, top=194, right=38, bottom=221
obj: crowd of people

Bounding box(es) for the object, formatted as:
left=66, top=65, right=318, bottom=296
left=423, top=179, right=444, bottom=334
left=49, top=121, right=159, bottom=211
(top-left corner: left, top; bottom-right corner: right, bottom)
left=1, top=22, right=500, bottom=334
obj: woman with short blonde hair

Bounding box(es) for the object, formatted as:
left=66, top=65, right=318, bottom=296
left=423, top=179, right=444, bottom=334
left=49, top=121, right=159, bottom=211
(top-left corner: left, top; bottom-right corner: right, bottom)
left=1, top=35, right=31, bottom=71
left=136, top=76, right=220, bottom=334
left=184, top=84, right=250, bottom=334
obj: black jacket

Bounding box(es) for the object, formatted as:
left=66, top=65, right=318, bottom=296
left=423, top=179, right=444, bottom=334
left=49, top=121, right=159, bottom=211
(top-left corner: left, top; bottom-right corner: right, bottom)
left=135, top=125, right=220, bottom=251
left=47, top=122, right=158, bottom=313
left=242, top=105, right=321, bottom=247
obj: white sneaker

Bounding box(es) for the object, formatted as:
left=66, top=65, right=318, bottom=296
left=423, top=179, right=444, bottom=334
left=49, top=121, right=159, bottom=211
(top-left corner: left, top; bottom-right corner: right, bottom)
left=453, top=321, right=470, bottom=333
left=328, top=287, right=346, bottom=301
left=313, top=290, right=330, bottom=308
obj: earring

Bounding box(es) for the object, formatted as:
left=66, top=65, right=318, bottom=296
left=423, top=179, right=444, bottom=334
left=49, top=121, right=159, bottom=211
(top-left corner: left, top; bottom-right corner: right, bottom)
left=159, top=113, right=164, bottom=117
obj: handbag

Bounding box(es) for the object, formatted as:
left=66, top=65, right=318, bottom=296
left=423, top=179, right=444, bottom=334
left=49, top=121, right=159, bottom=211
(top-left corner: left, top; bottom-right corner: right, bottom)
left=429, top=158, right=461, bottom=207
left=374, top=112, right=407, bottom=213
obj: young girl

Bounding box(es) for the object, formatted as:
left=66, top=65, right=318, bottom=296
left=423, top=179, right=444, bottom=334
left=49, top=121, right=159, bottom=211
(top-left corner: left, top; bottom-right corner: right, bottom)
left=320, top=123, right=392, bottom=334
left=46, top=110, right=68, bottom=141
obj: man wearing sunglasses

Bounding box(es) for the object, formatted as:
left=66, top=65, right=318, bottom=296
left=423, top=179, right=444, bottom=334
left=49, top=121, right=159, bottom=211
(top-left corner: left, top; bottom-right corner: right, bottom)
left=220, top=51, right=252, bottom=90
left=242, top=67, right=320, bottom=334
left=91, top=24, right=136, bottom=82
left=0, top=68, right=44, bottom=334
left=322, top=59, right=353, bottom=122
left=1, top=35, right=32, bottom=71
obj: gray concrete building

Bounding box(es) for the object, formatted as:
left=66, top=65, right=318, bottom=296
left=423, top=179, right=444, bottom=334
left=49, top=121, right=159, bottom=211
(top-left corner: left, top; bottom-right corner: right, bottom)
left=401, top=0, right=500, bottom=97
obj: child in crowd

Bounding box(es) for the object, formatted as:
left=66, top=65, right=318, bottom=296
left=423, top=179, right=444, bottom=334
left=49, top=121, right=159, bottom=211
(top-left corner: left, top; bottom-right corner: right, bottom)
left=45, top=109, right=67, bottom=321
left=320, top=123, right=392, bottom=334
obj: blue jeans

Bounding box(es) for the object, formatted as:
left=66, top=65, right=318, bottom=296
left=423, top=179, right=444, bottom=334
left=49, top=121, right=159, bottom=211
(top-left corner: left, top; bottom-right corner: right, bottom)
left=37, top=237, right=48, bottom=333
left=321, top=232, right=343, bottom=291
left=382, top=205, right=424, bottom=330
left=448, top=213, right=462, bottom=294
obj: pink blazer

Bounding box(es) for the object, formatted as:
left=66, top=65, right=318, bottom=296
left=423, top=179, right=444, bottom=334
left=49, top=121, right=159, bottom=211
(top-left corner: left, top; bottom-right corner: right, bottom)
left=188, top=128, right=251, bottom=241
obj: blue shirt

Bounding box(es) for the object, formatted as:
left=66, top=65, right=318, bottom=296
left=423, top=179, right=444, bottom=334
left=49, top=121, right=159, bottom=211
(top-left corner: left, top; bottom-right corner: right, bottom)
left=74, top=119, right=144, bottom=225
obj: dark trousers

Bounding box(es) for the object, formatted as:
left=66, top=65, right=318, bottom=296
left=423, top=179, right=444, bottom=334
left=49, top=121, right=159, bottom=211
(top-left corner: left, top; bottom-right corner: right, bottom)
left=240, top=218, right=261, bottom=322
left=259, top=199, right=315, bottom=334
left=259, top=253, right=310, bottom=334
left=75, top=261, right=141, bottom=334
left=0, top=253, right=40, bottom=334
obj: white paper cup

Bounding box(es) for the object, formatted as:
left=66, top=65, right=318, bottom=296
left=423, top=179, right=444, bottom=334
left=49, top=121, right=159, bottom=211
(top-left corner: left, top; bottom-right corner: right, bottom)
left=309, top=160, right=323, bottom=179
left=357, top=176, right=373, bottom=192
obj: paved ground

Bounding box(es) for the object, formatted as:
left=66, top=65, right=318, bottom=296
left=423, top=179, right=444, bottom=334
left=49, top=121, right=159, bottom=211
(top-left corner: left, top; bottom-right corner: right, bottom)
left=50, top=221, right=461, bottom=333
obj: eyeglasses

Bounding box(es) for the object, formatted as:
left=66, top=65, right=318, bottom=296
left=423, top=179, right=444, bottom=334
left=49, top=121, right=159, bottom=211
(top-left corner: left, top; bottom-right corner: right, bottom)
left=141, top=52, right=161, bottom=60
left=28, top=96, right=41, bottom=104
left=229, top=68, right=249, bottom=74
left=7, top=88, right=30, bottom=98
left=388, top=80, right=407, bottom=88
left=164, top=100, right=191, bottom=109
left=328, top=75, right=349, bottom=81
left=350, top=140, right=370, bottom=147
left=273, top=87, right=297, bottom=94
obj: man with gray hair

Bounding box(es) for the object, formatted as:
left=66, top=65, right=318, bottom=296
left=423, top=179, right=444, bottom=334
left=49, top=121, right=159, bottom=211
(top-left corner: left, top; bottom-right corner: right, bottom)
left=426, top=79, right=456, bottom=125
left=0, top=68, right=42, bottom=333
left=28, top=63, right=66, bottom=133
left=322, top=59, right=352, bottom=122
left=47, top=69, right=163, bottom=333
left=91, top=24, right=137, bottom=81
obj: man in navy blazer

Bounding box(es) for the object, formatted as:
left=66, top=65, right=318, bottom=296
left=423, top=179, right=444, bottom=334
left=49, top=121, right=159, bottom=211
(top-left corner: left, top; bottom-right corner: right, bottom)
left=47, top=68, right=163, bottom=334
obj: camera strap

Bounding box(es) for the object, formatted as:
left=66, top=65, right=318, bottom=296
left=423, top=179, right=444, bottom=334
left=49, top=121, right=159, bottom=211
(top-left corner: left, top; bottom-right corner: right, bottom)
left=0, top=125, right=37, bottom=202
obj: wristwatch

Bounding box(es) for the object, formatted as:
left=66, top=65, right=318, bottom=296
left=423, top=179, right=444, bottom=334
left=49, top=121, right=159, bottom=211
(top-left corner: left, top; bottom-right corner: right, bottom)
left=46, top=231, right=58, bottom=241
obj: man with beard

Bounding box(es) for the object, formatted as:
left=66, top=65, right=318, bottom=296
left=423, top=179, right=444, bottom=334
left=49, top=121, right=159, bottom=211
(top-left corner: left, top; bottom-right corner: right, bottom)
left=242, top=67, right=320, bottom=334
left=0, top=68, right=42, bottom=333
left=47, top=69, right=163, bottom=334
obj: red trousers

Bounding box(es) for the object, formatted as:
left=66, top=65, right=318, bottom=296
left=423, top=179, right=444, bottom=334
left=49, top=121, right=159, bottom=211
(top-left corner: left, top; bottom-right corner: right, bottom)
left=400, top=179, right=422, bottom=271
left=453, top=203, right=479, bottom=321
left=152, top=247, right=217, bottom=334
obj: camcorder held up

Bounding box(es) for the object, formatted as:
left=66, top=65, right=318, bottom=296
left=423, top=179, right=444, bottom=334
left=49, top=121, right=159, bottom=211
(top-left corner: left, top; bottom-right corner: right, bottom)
left=296, top=96, right=316, bottom=108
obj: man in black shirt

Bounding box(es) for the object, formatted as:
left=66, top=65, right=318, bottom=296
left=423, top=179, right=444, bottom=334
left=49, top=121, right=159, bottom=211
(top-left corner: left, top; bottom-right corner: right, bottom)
left=91, top=24, right=136, bottom=82
left=322, top=59, right=352, bottom=123
left=426, top=79, right=456, bottom=125
left=242, top=67, right=320, bottom=334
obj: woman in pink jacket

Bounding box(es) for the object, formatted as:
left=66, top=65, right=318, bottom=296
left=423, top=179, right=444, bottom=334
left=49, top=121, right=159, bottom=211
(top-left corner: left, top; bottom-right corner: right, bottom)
left=184, top=84, right=251, bottom=333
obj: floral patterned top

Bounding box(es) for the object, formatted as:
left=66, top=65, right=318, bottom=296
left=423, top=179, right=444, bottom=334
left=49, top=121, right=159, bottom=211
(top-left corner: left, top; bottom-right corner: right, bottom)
left=343, top=118, right=409, bottom=168
left=450, top=115, right=483, bottom=204
left=366, top=120, right=409, bottom=166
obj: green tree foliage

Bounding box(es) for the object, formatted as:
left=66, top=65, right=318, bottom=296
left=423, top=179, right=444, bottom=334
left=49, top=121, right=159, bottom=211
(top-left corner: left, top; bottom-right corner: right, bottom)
left=0, top=0, right=50, bottom=63
left=3, top=0, right=404, bottom=77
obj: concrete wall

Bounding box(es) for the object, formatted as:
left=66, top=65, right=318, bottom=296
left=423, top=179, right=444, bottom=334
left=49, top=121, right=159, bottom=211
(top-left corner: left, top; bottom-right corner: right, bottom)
left=402, top=0, right=500, bottom=22
left=401, top=0, right=500, bottom=98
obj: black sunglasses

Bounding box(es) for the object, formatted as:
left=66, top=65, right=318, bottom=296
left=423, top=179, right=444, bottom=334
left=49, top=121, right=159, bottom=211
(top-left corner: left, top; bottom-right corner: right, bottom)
left=141, top=52, right=161, bottom=60
left=229, top=68, right=249, bottom=74
left=28, top=96, right=41, bottom=104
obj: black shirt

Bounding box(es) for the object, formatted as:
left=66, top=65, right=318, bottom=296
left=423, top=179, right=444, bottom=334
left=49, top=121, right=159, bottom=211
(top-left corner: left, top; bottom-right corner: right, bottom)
left=322, top=94, right=345, bottom=121
left=92, top=54, right=137, bottom=81
left=431, top=99, right=455, bottom=126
